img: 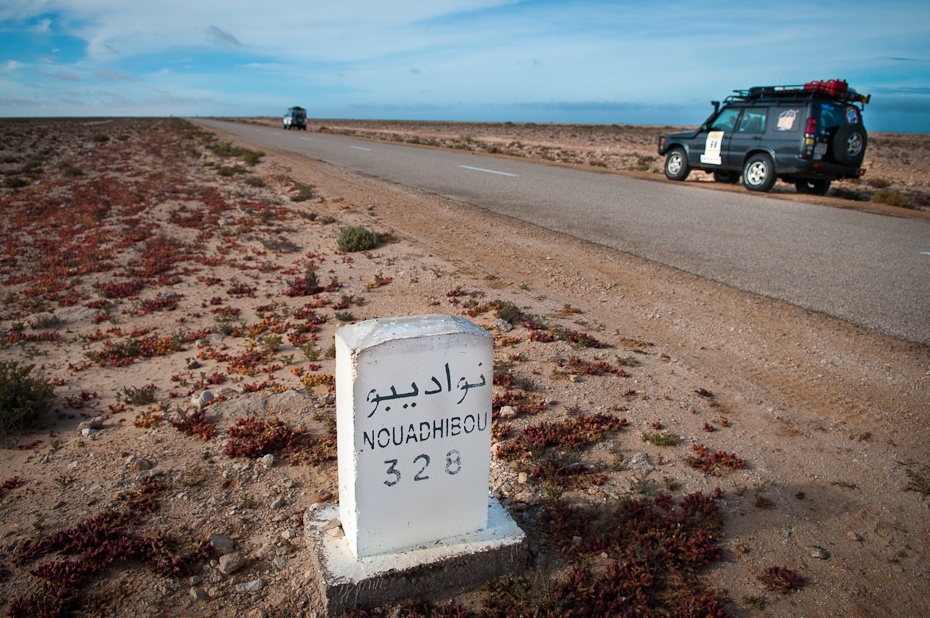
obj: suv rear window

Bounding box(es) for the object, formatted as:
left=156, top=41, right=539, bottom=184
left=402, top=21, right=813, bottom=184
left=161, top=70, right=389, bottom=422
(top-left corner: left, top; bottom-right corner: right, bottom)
left=819, top=102, right=860, bottom=129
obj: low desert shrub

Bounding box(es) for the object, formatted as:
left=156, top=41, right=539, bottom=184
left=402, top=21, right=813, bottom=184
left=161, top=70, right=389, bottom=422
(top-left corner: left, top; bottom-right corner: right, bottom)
left=290, top=182, right=315, bottom=202
left=337, top=225, right=379, bottom=252
left=0, top=361, right=56, bottom=438
left=872, top=189, right=914, bottom=209
left=865, top=177, right=892, bottom=189
left=242, top=150, right=264, bottom=166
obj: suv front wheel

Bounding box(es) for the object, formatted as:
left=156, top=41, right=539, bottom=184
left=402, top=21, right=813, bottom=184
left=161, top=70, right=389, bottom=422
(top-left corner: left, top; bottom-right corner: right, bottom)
left=664, top=147, right=690, bottom=181
left=743, top=154, right=776, bottom=192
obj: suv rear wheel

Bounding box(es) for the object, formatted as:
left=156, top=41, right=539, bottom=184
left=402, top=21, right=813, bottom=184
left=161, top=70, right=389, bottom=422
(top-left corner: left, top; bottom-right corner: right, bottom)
left=832, top=124, right=867, bottom=166
left=664, top=147, right=690, bottom=181
left=743, top=154, right=776, bottom=192
left=795, top=179, right=831, bottom=195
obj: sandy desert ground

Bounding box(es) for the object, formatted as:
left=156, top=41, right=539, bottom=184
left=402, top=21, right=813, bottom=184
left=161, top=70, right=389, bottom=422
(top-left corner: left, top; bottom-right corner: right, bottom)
left=0, top=117, right=928, bottom=617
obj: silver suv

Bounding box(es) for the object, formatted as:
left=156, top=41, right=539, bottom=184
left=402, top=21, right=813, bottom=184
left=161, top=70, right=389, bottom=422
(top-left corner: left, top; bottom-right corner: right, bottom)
left=658, top=80, right=870, bottom=195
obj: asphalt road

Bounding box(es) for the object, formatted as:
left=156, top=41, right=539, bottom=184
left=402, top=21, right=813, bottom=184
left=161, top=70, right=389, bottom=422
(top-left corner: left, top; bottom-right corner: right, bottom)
left=195, top=119, right=930, bottom=346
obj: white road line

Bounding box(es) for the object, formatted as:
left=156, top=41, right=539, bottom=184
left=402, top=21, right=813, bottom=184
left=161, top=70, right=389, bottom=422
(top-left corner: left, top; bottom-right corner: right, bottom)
left=922, top=251, right=930, bottom=256
left=350, top=146, right=372, bottom=151
left=459, top=165, right=518, bottom=177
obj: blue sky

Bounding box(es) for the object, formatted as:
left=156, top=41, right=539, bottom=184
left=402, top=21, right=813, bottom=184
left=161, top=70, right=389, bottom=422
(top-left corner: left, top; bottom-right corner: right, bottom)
left=2, top=1, right=929, bottom=132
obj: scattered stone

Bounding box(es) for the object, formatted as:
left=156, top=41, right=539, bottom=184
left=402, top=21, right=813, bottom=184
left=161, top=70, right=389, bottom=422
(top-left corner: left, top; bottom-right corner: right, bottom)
left=281, top=529, right=298, bottom=540
left=81, top=427, right=98, bottom=437
left=271, top=495, right=286, bottom=509
left=77, top=416, right=105, bottom=432
left=192, top=390, right=214, bottom=409
left=273, top=556, right=287, bottom=569
left=187, top=359, right=202, bottom=370
left=236, top=579, right=264, bottom=593
left=492, top=318, right=514, bottom=332
left=325, top=526, right=344, bottom=539
left=218, top=551, right=246, bottom=575
left=190, top=586, right=209, bottom=601
left=210, top=533, right=236, bottom=555
left=133, top=457, right=155, bottom=471
left=260, top=454, right=275, bottom=468
left=624, top=452, right=655, bottom=474
left=811, top=546, right=830, bottom=560
left=517, top=472, right=528, bottom=485
left=847, top=531, right=863, bottom=542
left=498, top=406, right=517, bottom=420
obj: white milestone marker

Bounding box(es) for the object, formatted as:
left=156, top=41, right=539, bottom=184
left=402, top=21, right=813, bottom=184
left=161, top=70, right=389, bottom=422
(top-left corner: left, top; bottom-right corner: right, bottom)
left=335, top=315, right=494, bottom=558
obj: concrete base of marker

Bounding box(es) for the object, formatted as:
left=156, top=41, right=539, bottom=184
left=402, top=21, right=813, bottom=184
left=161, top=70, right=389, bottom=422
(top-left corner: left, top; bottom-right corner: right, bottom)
left=304, top=497, right=527, bottom=616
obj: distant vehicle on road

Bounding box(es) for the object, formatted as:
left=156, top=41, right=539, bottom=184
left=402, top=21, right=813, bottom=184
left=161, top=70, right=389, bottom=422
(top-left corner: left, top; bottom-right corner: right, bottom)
left=658, top=80, right=870, bottom=195
left=283, top=106, right=307, bottom=130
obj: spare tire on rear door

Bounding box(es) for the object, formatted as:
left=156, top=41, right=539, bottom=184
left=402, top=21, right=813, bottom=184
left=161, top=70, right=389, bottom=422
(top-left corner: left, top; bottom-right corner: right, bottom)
left=832, top=124, right=867, bottom=167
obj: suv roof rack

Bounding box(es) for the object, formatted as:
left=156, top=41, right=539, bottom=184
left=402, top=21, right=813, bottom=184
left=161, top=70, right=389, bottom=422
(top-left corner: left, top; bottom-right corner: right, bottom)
left=726, top=80, right=870, bottom=106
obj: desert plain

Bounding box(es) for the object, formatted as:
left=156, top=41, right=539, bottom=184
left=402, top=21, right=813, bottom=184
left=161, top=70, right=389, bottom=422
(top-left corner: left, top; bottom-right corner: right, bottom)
left=0, top=117, right=928, bottom=617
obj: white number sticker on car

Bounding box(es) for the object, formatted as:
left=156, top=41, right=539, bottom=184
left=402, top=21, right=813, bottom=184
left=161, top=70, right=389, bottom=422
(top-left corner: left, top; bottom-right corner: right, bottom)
left=700, top=131, right=724, bottom=165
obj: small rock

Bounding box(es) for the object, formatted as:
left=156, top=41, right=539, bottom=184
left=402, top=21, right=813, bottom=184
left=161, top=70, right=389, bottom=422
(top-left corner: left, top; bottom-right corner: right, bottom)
left=492, top=318, right=514, bottom=332
left=78, top=416, right=105, bottom=432
left=847, top=531, right=863, bottom=542
left=210, top=533, right=236, bottom=555
left=192, top=390, right=214, bottom=409
left=133, top=457, right=155, bottom=471
left=190, top=586, right=209, bottom=601
left=325, top=526, right=344, bottom=539
left=236, top=579, right=264, bottom=593
left=271, top=495, right=286, bottom=509
left=517, top=472, right=528, bottom=485
left=624, top=453, right=655, bottom=474
left=187, top=359, right=202, bottom=370
left=260, top=454, right=275, bottom=468
left=273, top=556, right=287, bottom=569
left=254, top=543, right=275, bottom=560
left=498, top=406, right=517, bottom=420
left=811, top=546, right=830, bottom=560
left=81, top=427, right=98, bottom=437
left=218, top=551, right=246, bottom=575
left=282, top=529, right=298, bottom=540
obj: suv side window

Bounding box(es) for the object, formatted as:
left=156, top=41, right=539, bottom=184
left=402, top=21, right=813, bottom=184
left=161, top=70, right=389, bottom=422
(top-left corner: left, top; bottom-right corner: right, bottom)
left=709, top=108, right=741, bottom=132
left=737, top=109, right=766, bottom=133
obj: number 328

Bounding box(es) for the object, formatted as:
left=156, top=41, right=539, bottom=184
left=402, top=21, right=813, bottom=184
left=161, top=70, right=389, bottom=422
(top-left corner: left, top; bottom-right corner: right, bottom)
left=383, top=450, right=462, bottom=487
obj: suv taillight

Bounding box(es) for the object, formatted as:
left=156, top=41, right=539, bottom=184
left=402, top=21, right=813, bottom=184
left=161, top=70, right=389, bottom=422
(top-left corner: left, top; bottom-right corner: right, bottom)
left=805, top=117, right=817, bottom=137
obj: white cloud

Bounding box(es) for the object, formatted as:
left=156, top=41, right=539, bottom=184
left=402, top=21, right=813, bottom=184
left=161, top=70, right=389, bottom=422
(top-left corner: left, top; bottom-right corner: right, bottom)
left=2, top=59, right=24, bottom=72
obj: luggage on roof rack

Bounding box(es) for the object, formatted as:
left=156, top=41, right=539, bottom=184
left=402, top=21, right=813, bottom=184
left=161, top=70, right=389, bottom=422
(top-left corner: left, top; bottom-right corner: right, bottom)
left=729, top=80, right=869, bottom=105
left=804, top=79, right=848, bottom=96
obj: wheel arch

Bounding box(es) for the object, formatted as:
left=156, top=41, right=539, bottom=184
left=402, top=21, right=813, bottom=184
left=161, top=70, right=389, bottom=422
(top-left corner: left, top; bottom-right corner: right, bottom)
left=740, top=147, right=777, bottom=170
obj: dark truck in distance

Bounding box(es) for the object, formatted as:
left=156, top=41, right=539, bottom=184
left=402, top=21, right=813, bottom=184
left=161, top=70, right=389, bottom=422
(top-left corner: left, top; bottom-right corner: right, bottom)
left=283, top=106, right=307, bottom=130
left=657, top=80, right=870, bottom=195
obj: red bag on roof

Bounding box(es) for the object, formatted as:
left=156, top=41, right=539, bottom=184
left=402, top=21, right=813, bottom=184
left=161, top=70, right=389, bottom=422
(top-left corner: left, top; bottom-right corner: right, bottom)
left=804, top=79, right=848, bottom=96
